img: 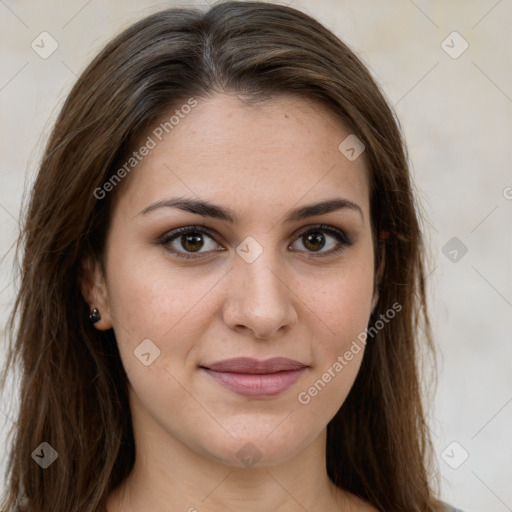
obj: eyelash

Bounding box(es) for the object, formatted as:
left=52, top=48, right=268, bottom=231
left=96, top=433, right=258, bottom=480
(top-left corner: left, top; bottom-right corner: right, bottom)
left=157, top=224, right=353, bottom=260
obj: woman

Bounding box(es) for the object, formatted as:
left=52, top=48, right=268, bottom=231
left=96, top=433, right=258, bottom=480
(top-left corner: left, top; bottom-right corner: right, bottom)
left=0, top=2, right=463, bottom=511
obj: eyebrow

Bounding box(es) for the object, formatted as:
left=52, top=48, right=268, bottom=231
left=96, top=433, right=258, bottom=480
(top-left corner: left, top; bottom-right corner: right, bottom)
left=138, top=196, right=364, bottom=223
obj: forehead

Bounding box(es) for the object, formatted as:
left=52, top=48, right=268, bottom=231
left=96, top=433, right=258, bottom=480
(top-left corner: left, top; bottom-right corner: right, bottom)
left=113, top=93, right=370, bottom=219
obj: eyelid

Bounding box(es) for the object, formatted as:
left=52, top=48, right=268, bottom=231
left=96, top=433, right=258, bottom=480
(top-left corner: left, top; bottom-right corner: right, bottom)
left=156, top=225, right=223, bottom=259
left=158, top=223, right=353, bottom=259
left=291, top=223, right=352, bottom=244
left=157, top=224, right=217, bottom=241
left=288, top=224, right=353, bottom=256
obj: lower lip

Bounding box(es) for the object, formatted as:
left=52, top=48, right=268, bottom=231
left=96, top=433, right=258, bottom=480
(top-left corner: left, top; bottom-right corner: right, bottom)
left=202, top=368, right=307, bottom=398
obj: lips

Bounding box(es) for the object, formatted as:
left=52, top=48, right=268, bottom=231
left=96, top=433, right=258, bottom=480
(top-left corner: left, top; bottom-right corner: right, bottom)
left=200, top=357, right=308, bottom=398
left=203, top=357, right=307, bottom=374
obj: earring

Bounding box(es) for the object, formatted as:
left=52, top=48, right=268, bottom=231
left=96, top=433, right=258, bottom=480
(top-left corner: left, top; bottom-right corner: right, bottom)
left=89, top=308, right=101, bottom=324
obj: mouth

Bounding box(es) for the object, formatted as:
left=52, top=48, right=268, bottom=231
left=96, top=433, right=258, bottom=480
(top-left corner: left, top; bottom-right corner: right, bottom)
left=199, top=357, right=308, bottom=398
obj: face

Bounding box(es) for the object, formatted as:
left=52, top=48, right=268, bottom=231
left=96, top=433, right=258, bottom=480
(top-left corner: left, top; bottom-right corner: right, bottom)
left=85, top=93, right=377, bottom=467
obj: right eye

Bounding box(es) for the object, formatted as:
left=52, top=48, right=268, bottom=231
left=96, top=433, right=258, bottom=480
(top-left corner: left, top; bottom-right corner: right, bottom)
left=158, top=226, right=225, bottom=259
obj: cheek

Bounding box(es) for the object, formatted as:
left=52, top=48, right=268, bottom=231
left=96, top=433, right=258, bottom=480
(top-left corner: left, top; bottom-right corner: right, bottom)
left=103, top=240, right=221, bottom=375
left=296, top=250, right=374, bottom=406
left=307, top=256, right=375, bottom=352
left=294, top=271, right=372, bottom=425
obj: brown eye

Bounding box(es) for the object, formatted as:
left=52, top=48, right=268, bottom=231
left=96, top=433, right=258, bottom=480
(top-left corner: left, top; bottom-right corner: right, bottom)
left=180, top=233, right=205, bottom=252
left=290, top=225, right=352, bottom=256
left=159, top=226, right=223, bottom=259
left=302, top=231, right=326, bottom=252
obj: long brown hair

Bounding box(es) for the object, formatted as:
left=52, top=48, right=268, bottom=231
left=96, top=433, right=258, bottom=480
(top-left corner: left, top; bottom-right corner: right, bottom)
left=0, top=2, right=443, bottom=511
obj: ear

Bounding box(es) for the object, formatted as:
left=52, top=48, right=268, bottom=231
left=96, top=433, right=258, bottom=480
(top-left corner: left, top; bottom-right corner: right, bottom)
left=79, top=254, right=113, bottom=331
left=370, top=239, right=386, bottom=314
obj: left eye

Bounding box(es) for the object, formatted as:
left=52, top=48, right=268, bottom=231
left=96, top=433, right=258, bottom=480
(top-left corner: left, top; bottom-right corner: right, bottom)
left=158, top=224, right=352, bottom=259
left=289, top=225, right=352, bottom=255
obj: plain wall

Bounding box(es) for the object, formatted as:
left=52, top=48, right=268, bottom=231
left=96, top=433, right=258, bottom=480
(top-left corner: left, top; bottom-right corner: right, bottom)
left=1, top=1, right=511, bottom=511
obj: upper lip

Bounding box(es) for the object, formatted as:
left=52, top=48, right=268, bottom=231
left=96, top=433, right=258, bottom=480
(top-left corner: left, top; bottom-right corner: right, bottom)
left=201, top=357, right=307, bottom=374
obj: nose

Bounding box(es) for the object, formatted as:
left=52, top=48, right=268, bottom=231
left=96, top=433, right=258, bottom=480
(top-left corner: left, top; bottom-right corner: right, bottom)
left=221, top=250, right=298, bottom=339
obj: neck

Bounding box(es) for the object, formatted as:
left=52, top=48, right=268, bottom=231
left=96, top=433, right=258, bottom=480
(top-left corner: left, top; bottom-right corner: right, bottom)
left=106, top=416, right=346, bottom=512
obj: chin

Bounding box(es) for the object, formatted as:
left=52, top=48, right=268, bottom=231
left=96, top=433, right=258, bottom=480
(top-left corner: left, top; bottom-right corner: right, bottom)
left=195, top=419, right=317, bottom=469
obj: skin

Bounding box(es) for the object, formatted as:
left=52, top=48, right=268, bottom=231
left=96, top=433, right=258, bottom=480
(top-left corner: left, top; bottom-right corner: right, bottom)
left=81, top=93, right=379, bottom=512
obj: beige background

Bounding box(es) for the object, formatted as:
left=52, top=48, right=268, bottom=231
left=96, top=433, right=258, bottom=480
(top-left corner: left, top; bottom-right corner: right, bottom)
left=1, top=1, right=511, bottom=511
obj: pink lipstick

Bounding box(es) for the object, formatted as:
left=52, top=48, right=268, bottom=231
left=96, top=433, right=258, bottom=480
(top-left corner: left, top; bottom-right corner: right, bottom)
left=200, top=357, right=307, bottom=398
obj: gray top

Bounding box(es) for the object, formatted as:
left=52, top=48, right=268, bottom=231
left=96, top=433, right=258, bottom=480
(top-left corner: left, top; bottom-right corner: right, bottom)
left=443, top=502, right=464, bottom=512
